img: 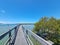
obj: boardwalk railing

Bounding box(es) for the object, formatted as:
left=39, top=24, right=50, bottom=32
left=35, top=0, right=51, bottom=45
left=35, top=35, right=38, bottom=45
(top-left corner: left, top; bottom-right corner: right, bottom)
left=22, top=26, right=53, bottom=45
left=0, top=24, right=20, bottom=45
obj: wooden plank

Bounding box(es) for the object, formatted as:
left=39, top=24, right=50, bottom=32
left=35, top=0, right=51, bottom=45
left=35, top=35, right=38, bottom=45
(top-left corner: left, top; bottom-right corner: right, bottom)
left=14, top=25, right=28, bottom=45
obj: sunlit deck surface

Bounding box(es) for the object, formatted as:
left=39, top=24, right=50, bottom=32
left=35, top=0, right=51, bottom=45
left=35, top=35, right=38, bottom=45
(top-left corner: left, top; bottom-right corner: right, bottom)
left=14, top=25, right=28, bottom=45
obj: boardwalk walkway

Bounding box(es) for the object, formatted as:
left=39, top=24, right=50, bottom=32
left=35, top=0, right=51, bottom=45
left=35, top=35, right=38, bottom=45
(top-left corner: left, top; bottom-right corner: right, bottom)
left=14, top=25, right=28, bottom=45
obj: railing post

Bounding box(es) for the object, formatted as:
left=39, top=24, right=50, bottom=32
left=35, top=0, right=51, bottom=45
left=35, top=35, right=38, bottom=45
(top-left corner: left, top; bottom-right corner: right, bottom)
left=9, top=31, right=11, bottom=45
left=15, top=26, right=18, bottom=38
left=11, top=26, right=18, bottom=45
left=14, top=27, right=17, bottom=39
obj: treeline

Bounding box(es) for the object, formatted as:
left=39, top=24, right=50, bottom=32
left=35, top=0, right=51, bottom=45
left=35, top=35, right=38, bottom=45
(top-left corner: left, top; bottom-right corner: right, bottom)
left=33, top=17, right=60, bottom=45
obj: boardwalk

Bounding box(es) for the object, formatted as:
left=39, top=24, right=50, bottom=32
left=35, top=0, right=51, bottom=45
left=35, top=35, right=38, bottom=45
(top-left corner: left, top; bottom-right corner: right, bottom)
left=14, top=25, right=28, bottom=45
left=0, top=24, right=53, bottom=45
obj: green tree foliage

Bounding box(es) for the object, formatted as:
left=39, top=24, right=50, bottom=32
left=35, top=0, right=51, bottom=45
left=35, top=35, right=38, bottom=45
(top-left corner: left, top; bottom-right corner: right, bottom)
left=33, top=17, right=60, bottom=45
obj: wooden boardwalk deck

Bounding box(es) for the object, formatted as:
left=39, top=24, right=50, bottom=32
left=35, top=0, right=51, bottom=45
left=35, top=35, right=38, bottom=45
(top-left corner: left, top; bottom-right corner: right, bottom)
left=14, top=25, right=28, bottom=45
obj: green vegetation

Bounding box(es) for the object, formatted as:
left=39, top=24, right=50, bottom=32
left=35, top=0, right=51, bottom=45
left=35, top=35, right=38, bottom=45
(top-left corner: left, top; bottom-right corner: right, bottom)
left=33, top=17, right=60, bottom=45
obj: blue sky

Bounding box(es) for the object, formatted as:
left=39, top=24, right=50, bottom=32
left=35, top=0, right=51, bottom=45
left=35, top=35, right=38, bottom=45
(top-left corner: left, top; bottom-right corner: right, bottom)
left=0, top=0, right=60, bottom=24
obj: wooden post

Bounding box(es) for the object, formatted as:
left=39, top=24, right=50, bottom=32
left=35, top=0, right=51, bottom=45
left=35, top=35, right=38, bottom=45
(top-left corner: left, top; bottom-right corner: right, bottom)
left=11, top=27, right=18, bottom=45
left=9, top=31, right=11, bottom=45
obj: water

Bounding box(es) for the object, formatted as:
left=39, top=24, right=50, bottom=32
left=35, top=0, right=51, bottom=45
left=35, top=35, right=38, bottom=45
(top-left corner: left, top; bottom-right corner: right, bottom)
left=0, top=24, right=17, bottom=35
left=23, top=25, right=34, bottom=30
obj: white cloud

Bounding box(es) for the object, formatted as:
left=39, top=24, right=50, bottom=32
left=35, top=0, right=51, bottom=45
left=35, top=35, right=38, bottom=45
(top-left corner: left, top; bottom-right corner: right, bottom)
left=0, top=21, right=19, bottom=24
left=1, top=10, right=5, bottom=13
left=0, top=10, right=6, bottom=14
left=0, top=10, right=6, bottom=16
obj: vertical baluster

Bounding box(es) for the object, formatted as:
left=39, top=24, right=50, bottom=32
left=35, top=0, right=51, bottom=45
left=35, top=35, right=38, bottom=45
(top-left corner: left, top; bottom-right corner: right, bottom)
left=9, top=31, right=11, bottom=45
left=11, top=26, right=18, bottom=45
left=15, top=27, right=17, bottom=39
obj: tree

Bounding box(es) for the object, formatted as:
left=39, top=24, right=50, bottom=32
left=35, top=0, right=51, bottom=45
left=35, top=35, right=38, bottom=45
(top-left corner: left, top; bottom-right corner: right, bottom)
left=33, top=17, right=60, bottom=45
